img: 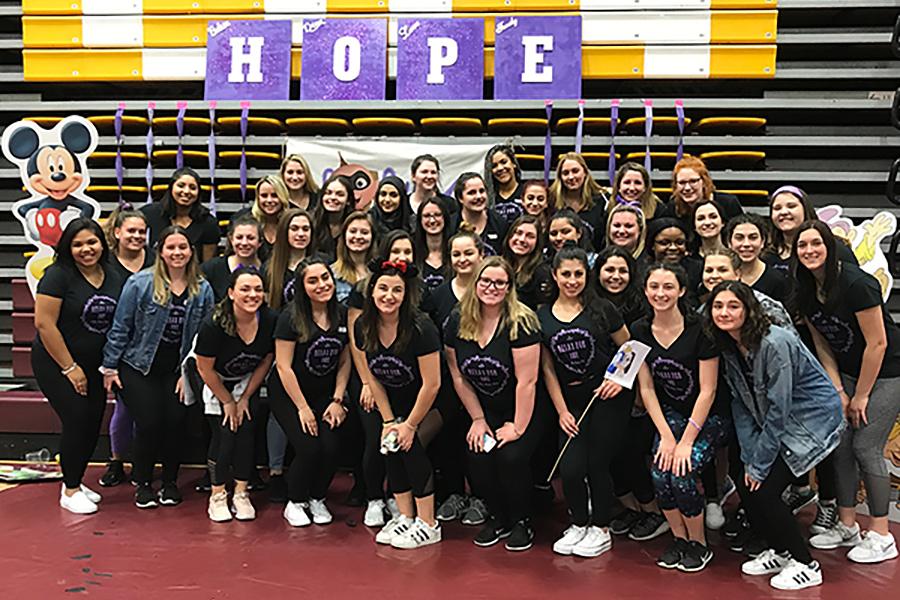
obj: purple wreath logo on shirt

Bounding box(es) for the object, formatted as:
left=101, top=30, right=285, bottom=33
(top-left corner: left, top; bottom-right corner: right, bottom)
left=161, top=305, right=186, bottom=344
left=651, top=357, right=695, bottom=403
left=495, top=201, right=523, bottom=225
left=460, top=354, right=511, bottom=396
left=810, top=311, right=854, bottom=354
left=224, top=352, right=263, bottom=378
left=305, top=335, right=343, bottom=376
left=549, top=327, right=596, bottom=375
left=80, top=294, right=117, bottom=334
left=369, top=355, right=415, bottom=388
left=283, top=278, right=296, bottom=305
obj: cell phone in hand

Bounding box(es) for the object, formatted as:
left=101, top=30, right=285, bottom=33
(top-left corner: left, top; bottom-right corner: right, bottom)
left=483, top=434, right=497, bottom=453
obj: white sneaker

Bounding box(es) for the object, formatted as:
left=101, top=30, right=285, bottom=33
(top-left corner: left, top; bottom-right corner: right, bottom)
left=705, top=502, right=725, bottom=530
left=364, top=500, right=386, bottom=527
left=59, top=488, right=98, bottom=515
left=390, top=518, right=442, bottom=549
left=572, top=526, right=612, bottom=558
left=283, top=501, right=311, bottom=527
left=809, top=521, right=861, bottom=550
left=77, top=484, right=102, bottom=504
left=308, top=499, right=333, bottom=525
left=847, top=531, right=899, bottom=564
left=232, top=490, right=256, bottom=521
left=375, top=515, right=413, bottom=545
left=208, top=491, right=232, bottom=522
left=386, top=498, right=401, bottom=519
left=769, top=559, right=822, bottom=590
left=552, top=525, right=588, bottom=556
left=741, top=548, right=790, bottom=575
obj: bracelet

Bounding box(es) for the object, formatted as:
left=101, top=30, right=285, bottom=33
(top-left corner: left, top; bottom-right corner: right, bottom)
left=472, top=416, right=486, bottom=422
left=61, top=363, right=78, bottom=376
left=836, top=387, right=845, bottom=394
left=331, top=397, right=347, bottom=410
left=688, top=418, right=702, bottom=432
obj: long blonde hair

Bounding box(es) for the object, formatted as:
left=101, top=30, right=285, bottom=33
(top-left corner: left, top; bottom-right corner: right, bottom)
left=331, top=211, right=374, bottom=285
left=152, top=226, right=203, bottom=305
left=549, top=152, right=604, bottom=212
left=280, top=153, right=320, bottom=200
left=251, top=175, right=290, bottom=222
left=456, top=256, right=539, bottom=342
left=606, top=204, right=647, bottom=259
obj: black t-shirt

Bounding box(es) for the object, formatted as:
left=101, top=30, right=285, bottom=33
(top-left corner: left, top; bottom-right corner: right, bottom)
left=452, top=209, right=509, bottom=256
left=577, top=198, right=608, bottom=252
left=195, top=307, right=276, bottom=379
left=444, top=310, right=541, bottom=422
left=274, top=308, right=348, bottom=402
left=630, top=317, right=719, bottom=416
left=427, top=279, right=463, bottom=338
left=201, top=256, right=232, bottom=302
left=538, top=301, right=624, bottom=389
left=354, top=317, right=441, bottom=416
left=764, top=240, right=859, bottom=274
left=35, top=264, right=124, bottom=367
left=422, top=262, right=447, bottom=291
left=750, top=263, right=788, bottom=302
left=494, top=183, right=525, bottom=225
left=106, top=250, right=154, bottom=284
left=262, top=259, right=299, bottom=310
left=516, top=262, right=554, bottom=310
left=140, top=202, right=220, bottom=251
left=805, top=262, right=900, bottom=378
left=151, top=290, right=188, bottom=373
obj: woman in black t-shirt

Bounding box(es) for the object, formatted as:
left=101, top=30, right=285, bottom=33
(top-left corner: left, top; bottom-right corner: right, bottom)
left=644, top=218, right=702, bottom=303
left=33, top=219, right=123, bottom=514
left=312, top=174, right=356, bottom=262
left=232, top=175, right=291, bottom=263
left=353, top=260, right=442, bottom=550
left=451, top=173, right=508, bottom=256
left=540, top=246, right=630, bottom=558
left=414, top=197, right=452, bottom=292
left=265, top=208, right=315, bottom=312
left=201, top=216, right=263, bottom=302
left=269, top=258, right=351, bottom=527
left=725, top=214, right=788, bottom=302
left=444, top=256, right=542, bottom=551
left=794, top=221, right=900, bottom=562
left=631, top=263, right=726, bottom=572
left=548, top=152, right=609, bottom=251
left=501, top=214, right=552, bottom=310
left=195, top=267, right=275, bottom=523
left=484, top=144, right=525, bottom=225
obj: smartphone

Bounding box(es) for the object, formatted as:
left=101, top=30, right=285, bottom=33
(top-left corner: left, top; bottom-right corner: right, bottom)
left=483, top=433, right=497, bottom=453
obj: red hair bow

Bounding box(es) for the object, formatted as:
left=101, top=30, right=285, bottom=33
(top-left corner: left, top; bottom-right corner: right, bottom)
left=381, top=260, right=408, bottom=273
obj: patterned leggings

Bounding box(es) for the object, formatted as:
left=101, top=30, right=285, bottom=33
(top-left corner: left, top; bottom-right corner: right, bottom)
left=651, top=409, right=729, bottom=518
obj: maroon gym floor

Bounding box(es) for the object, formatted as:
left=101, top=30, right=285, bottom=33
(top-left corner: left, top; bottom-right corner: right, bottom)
left=1, top=468, right=897, bottom=599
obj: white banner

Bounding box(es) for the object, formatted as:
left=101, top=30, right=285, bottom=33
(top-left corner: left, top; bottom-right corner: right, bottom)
left=286, top=138, right=493, bottom=209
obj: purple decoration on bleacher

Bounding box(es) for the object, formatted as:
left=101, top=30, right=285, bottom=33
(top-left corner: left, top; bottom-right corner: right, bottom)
left=396, top=18, right=483, bottom=100
left=493, top=16, right=581, bottom=100
left=204, top=20, right=291, bottom=101
left=300, top=19, right=386, bottom=101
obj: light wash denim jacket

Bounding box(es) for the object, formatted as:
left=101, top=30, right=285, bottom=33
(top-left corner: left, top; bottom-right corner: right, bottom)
left=102, top=270, right=214, bottom=375
left=720, top=325, right=845, bottom=481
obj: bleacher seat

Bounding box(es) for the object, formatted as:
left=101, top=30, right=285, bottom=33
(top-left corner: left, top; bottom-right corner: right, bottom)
left=352, top=117, right=416, bottom=135
left=624, top=151, right=688, bottom=169
left=568, top=152, right=621, bottom=169
left=516, top=154, right=545, bottom=169
left=623, top=117, right=692, bottom=135
left=85, top=185, right=149, bottom=201
left=719, top=189, right=770, bottom=203
left=218, top=151, right=282, bottom=168
left=217, top=116, right=285, bottom=135
left=22, top=116, right=63, bottom=127
left=87, top=151, right=148, bottom=167
left=419, top=117, right=483, bottom=135
left=87, top=115, right=150, bottom=135
left=693, top=117, right=767, bottom=134
left=152, top=149, right=210, bottom=167
left=153, top=116, right=212, bottom=135
left=285, top=117, right=351, bottom=135
left=486, top=118, right=548, bottom=135
left=699, top=151, right=766, bottom=169
left=556, top=117, right=612, bottom=135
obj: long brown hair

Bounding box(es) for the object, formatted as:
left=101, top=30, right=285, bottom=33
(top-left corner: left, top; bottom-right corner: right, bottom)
left=332, top=211, right=374, bottom=284
left=608, top=161, right=660, bottom=218
left=549, top=152, right=604, bottom=212
left=152, top=226, right=203, bottom=305
left=266, top=208, right=313, bottom=311
left=501, top=214, right=544, bottom=288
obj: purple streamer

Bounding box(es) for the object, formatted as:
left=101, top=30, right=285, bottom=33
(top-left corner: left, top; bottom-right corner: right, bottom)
left=643, top=99, right=653, bottom=173
left=146, top=102, right=155, bottom=204
left=176, top=101, right=187, bottom=170
left=574, top=99, right=585, bottom=154
left=608, top=99, right=619, bottom=186
left=543, top=100, right=553, bottom=186
left=115, top=103, right=124, bottom=205
left=240, top=101, right=250, bottom=203
left=208, top=101, right=217, bottom=216
left=675, top=99, right=685, bottom=163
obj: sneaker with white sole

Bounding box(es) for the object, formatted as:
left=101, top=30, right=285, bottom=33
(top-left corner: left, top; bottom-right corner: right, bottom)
left=572, top=526, right=612, bottom=558
left=375, top=515, right=413, bottom=545
left=705, top=502, right=725, bottom=530
left=386, top=498, right=401, bottom=520
left=719, top=475, right=736, bottom=506
left=284, top=501, right=311, bottom=527
left=552, top=525, right=588, bottom=555
left=232, top=490, right=256, bottom=521
left=391, top=518, right=442, bottom=549
left=629, top=512, right=670, bottom=541
left=59, top=488, right=98, bottom=515
left=208, top=491, right=232, bottom=522
left=461, top=497, right=488, bottom=526
left=847, top=531, right=899, bottom=564
left=436, top=494, right=468, bottom=522
left=783, top=487, right=818, bottom=515
left=809, top=521, right=861, bottom=550
left=809, top=500, right=838, bottom=535
left=741, top=549, right=790, bottom=575
left=79, top=484, right=102, bottom=504
left=770, top=559, right=822, bottom=590
left=364, top=499, right=386, bottom=527
left=308, top=499, right=333, bottom=525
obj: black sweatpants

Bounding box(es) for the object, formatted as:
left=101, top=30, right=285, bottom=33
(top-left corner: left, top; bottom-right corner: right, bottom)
left=206, top=409, right=255, bottom=486
left=611, top=411, right=656, bottom=505
left=119, top=363, right=185, bottom=485
left=268, top=375, right=341, bottom=503
left=559, top=388, right=632, bottom=527
left=32, top=345, right=106, bottom=490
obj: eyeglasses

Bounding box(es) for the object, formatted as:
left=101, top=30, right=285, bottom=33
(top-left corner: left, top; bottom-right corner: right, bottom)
left=477, top=277, right=510, bottom=290
left=676, top=177, right=702, bottom=188
left=655, top=238, right=686, bottom=248
left=422, top=213, right=443, bottom=222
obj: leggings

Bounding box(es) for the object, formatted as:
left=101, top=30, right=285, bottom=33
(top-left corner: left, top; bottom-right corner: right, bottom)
left=119, top=362, right=185, bottom=485
left=611, top=412, right=656, bottom=505
left=386, top=436, right=434, bottom=498
left=560, top=387, right=632, bottom=527
left=32, top=345, right=106, bottom=490
left=109, top=397, right=134, bottom=457
left=267, top=412, right=288, bottom=472
left=206, top=391, right=255, bottom=486
left=651, top=409, right=729, bottom=518
left=834, top=373, right=900, bottom=518
left=741, top=456, right=813, bottom=563
left=268, top=376, right=341, bottom=502
left=359, top=398, right=389, bottom=501
left=429, top=388, right=469, bottom=500
left=467, top=409, right=543, bottom=527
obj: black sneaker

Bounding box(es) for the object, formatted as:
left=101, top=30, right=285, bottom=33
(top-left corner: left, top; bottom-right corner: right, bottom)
left=610, top=509, right=643, bottom=536
left=194, top=471, right=212, bottom=493
left=657, top=538, right=690, bottom=569
left=784, top=487, right=818, bottom=515
left=505, top=520, right=535, bottom=552
left=677, top=541, right=713, bottom=573
left=728, top=526, right=754, bottom=553
left=344, top=479, right=366, bottom=507
left=268, top=474, right=287, bottom=504
left=473, top=518, right=512, bottom=547
left=629, top=512, right=670, bottom=541
left=744, top=536, right=767, bottom=558
left=135, top=484, right=158, bottom=509
left=99, top=461, right=126, bottom=488
left=248, top=470, right=267, bottom=491
left=158, top=482, right=182, bottom=506
left=723, top=507, right=746, bottom=538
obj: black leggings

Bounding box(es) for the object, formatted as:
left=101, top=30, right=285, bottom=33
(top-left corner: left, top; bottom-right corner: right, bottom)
left=119, top=363, right=185, bottom=485
left=358, top=399, right=389, bottom=501
left=611, top=412, right=656, bottom=505
left=32, top=345, right=106, bottom=489
left=206, top=408, right=255, bottom=486
left=268, top=376, right=340, bottom=503
left=560, top=389, right=632, bottom=527
left=386, top=436, right=434, bottom=498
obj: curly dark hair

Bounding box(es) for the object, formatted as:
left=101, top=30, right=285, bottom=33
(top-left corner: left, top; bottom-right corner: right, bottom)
left=289, top=257, right=344, bottom=344
left=704, top=280, right=771, bottom=351
left=550, top=244, right=611, bottom=332
left=358, top=259, right=423, bottom=354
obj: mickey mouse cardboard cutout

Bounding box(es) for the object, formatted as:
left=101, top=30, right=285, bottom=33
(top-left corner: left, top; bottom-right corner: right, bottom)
left=2, top=116, right=100, bottom=295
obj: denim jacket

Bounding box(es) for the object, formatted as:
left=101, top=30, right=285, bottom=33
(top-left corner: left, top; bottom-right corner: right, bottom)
left=102, top=270, right=214, bottom=375
left=720, top=325, right=844, bottom=481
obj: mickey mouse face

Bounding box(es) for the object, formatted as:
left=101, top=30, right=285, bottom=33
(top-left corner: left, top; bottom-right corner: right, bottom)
left=29, top=146, right=83, bottom=200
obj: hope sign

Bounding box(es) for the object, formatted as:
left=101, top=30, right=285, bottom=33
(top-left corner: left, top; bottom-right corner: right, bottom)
left=301, top=19, right=387, bottom=101
left=204, top=20, right=291, bottom=101
left=396, top=18, right=483, bottom=100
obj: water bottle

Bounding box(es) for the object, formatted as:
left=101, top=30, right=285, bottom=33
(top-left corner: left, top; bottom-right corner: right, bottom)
left=24, top=447, right=51, bottom=462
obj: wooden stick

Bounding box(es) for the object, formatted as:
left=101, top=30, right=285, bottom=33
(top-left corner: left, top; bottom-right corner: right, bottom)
left=546, top=390, right=601, bottom=482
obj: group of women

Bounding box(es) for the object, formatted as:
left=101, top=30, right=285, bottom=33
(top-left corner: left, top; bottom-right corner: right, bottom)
left=32, top=148, right=899, bottom=589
